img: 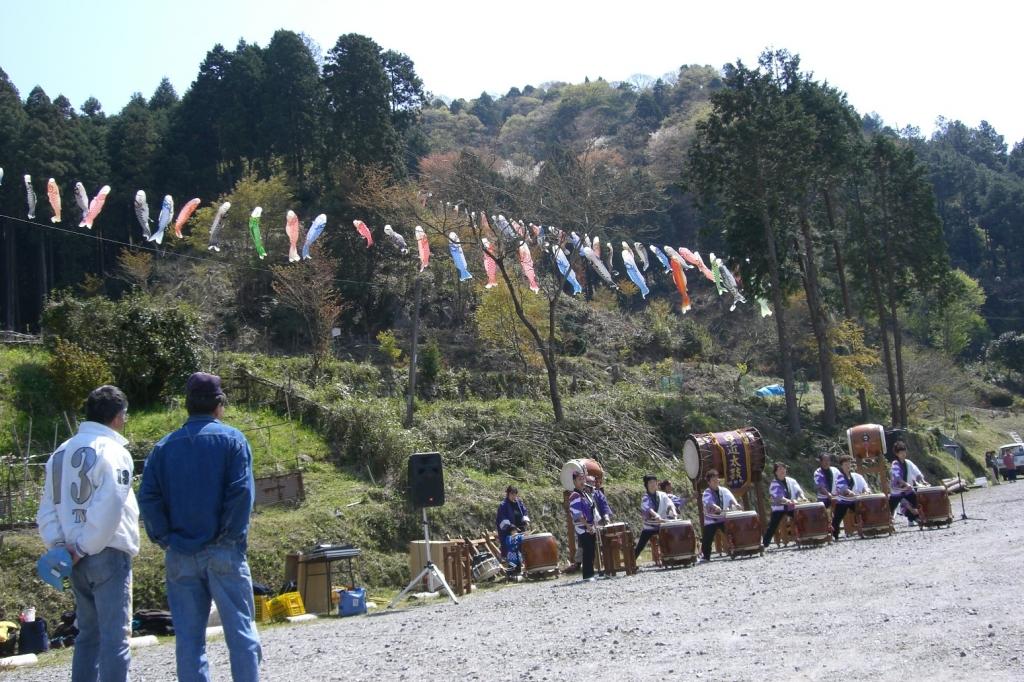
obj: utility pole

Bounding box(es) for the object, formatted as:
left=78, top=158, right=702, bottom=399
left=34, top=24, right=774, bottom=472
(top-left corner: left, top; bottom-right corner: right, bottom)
left=403, top=276, right=422, bottom=428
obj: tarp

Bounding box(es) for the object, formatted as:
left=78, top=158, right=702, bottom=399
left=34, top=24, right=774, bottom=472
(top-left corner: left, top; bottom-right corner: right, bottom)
left=755, top=384, right=785, bottom=397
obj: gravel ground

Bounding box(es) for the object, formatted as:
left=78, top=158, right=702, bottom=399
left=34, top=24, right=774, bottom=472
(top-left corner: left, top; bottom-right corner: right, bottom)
left=13, top=482, right=1024, bottom=681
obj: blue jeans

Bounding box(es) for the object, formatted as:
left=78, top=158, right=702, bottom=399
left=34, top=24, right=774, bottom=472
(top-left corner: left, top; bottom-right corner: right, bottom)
left=70, top=547, right=133, bottom=682
left=166, top=545, right=262, bottom=682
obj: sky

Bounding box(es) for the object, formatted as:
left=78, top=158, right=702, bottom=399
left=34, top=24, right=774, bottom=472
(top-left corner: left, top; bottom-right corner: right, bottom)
left=1, top=0, right=1021, bottom=144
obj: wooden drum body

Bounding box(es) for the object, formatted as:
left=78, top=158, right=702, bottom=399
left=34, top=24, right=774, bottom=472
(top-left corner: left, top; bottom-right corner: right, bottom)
left=658, top=520, right=696, bottom=566
left=723, top=510, right=763, bottom=558
left=847, top=424, right=887, bottom=460
left=520, top=533, right=559, bottom=575
left=683, top=428, right=766, bottom=491
left=916, top=486, right=952, bottom=528
left=792, top=502, right=831, bottom=545
left=854, top=493, right=893, bottom=537
left=598, top=523, right=637, bottom=577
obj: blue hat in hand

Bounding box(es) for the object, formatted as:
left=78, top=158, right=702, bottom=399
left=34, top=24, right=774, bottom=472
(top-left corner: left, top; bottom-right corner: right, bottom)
left=37, top=547, right=73, bottom=591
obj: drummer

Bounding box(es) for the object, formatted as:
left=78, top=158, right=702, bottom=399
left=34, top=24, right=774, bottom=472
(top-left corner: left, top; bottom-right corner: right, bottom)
left=813, top=453, right=840, bottom=507
left=635, top=474, right=678, bottom=559
left=761, top=461, right=809, bottom=547
left=567, top=473, right=614, bottom=573
left=568, top=472, right=610, bottom=581
left=889, top=441, right=926, bottom=524
left=831, top=455, right=863, bottom=539
left=659, top=479, right=687, bottom=511
left=496, top=485, right=530, bottom=575
left=700, top=469, right=742, bottom=563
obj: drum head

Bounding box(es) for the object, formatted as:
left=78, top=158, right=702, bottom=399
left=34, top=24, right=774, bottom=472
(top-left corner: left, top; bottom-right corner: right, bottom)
left=683, top=438, right=701, bottom=480
left=560, top=460, right=586, bottom=491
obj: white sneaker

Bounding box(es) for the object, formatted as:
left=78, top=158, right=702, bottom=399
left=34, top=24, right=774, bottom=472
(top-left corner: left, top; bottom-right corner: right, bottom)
left=585, top=577, right=597, bottom=583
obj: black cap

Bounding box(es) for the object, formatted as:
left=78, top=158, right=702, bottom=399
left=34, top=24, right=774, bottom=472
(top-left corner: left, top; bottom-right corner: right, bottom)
left=186, top=372, right=225, bottom=398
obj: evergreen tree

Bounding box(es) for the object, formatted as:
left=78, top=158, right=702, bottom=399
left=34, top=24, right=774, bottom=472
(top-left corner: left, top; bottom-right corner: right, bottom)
left=148, top=77, right=179, bottom=110
left=323, top=33, right=400, bottom=170
left=261, top=30, right=321, bottom=187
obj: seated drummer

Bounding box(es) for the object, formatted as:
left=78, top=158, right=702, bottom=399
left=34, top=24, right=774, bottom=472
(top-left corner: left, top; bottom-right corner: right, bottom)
left=889, top=441, right=926, bottom=525
left=496, top=485, right=530, bottom=575
left=659, top=479, right=687, bottom=511
left=700, top=469, right=742, bottom=563
left=761, top=461, right=809, bottom=547
left=635, top=474, right=678, bottom=559
left=831, top=455, right=862, bottom=539
left=813, top=453, right=839, bottom=508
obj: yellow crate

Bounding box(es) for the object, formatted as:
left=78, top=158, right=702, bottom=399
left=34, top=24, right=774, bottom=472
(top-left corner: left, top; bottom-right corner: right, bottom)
left=253, top=595, right=272, bottom=624
left=269, top=592, right=305, bottom=620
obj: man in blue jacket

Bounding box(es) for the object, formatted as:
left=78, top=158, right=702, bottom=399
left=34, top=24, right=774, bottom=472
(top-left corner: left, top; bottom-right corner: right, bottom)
left=138, top=372, right=261, bottom=682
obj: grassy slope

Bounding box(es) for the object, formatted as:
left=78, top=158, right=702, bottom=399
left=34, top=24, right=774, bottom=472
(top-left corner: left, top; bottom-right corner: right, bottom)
left=2, top=343, right=1019, bottom=627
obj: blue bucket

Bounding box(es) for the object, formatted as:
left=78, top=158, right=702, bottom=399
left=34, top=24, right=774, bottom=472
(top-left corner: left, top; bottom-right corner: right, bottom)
left=338, top=588, right=366, bottom=617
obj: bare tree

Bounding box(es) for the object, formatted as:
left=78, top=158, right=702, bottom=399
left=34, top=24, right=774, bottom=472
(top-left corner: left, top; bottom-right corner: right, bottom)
left=271, top=242, right=346, bottom=384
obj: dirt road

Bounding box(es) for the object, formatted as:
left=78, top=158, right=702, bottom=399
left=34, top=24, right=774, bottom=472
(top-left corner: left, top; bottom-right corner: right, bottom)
left=15, top=482, right=1024, bottom=681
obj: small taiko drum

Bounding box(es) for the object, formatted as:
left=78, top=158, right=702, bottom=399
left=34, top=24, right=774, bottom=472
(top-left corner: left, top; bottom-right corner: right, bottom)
left=520, top=533, right=559, bottom=575
left=792, top=502, right=830, bottom=543
left=658, top=520, right=696, bottom=564
left=847, top=424, right=887, bottom=460
left=723, top=510, right=762, bottom=556
left=683, top=428, right=766, bottom=486
left=559, top=458, right=605, bottom=491
left=916, top=486, right=952, bottom=527
left=471, top=552, right=502, bottom=582
left=854, top=493, right=892, bottom=535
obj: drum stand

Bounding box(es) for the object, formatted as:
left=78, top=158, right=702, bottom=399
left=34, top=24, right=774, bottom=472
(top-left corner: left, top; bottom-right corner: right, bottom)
left=388, top=508, right=459, bottom=608
left=942, top=444, right=971, bottom=522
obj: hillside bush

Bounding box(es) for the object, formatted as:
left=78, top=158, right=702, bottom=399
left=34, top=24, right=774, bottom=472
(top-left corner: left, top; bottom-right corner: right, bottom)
left=42, top=291, right=202, bottom=404
left=48, top=338, right=114, bottom=413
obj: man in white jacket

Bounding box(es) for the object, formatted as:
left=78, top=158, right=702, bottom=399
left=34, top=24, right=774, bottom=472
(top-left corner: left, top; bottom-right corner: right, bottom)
left=37, top=385, right=139, bottom=682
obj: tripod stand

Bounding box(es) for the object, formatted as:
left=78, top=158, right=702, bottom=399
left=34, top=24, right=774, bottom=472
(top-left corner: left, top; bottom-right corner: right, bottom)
left=388, top=508, right=459, bottom=608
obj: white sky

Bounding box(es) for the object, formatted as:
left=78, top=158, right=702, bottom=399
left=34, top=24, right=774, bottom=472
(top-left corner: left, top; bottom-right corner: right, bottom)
left=2, top=0, right=1021, bottom=144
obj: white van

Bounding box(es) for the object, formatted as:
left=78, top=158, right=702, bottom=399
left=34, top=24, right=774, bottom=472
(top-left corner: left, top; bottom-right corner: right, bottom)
left=997, top=443, right=1024, bottom=475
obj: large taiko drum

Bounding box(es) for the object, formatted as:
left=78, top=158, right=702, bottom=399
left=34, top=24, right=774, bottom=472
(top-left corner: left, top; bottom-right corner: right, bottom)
left=916, top=486, right=952, bottom=528
left=682, top=428, right=766, bottom=488
left=723, top=510, right=763, bottom=556
left=792, top=502, right=830, bottom=543
left=520, top=533, right=559, bottom=575
left=658, top=520, right=696, bottom=564
left=847, top=424, right=887, bottom=460
left=559, top=458, right=605, bottom=491
left=854, top=493, right=892, bottom=536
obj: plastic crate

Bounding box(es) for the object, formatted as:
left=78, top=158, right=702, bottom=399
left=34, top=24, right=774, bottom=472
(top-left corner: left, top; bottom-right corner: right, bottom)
left=269, top=592, right=305, bottom=620
left=253, top=595, right=272, bottom=624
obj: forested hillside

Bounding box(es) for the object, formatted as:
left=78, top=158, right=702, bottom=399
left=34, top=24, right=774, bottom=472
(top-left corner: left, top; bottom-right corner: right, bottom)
left=0, top=33, right=1019, bottom=399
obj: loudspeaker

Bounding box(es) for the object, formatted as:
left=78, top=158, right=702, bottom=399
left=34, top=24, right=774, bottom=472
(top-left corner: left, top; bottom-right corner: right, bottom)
left=408, top=452, right=445, bottom=508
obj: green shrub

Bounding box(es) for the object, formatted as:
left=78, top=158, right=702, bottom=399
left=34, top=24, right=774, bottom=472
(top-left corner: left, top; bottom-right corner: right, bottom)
left=376, top=330, right=403, bottom=365
left=418, top=338, right=442, bottom=392
left=981, top=385, right=1014, bottom=408
left=48, top=338, right=114, bottom=412
left=677, top=318, right=713, bottom=359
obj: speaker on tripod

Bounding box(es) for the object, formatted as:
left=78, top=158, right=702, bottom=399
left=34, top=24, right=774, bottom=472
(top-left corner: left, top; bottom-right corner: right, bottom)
left=408, top=452, right=445, bottom=508
left=389, top=452, right=459, bottom=608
